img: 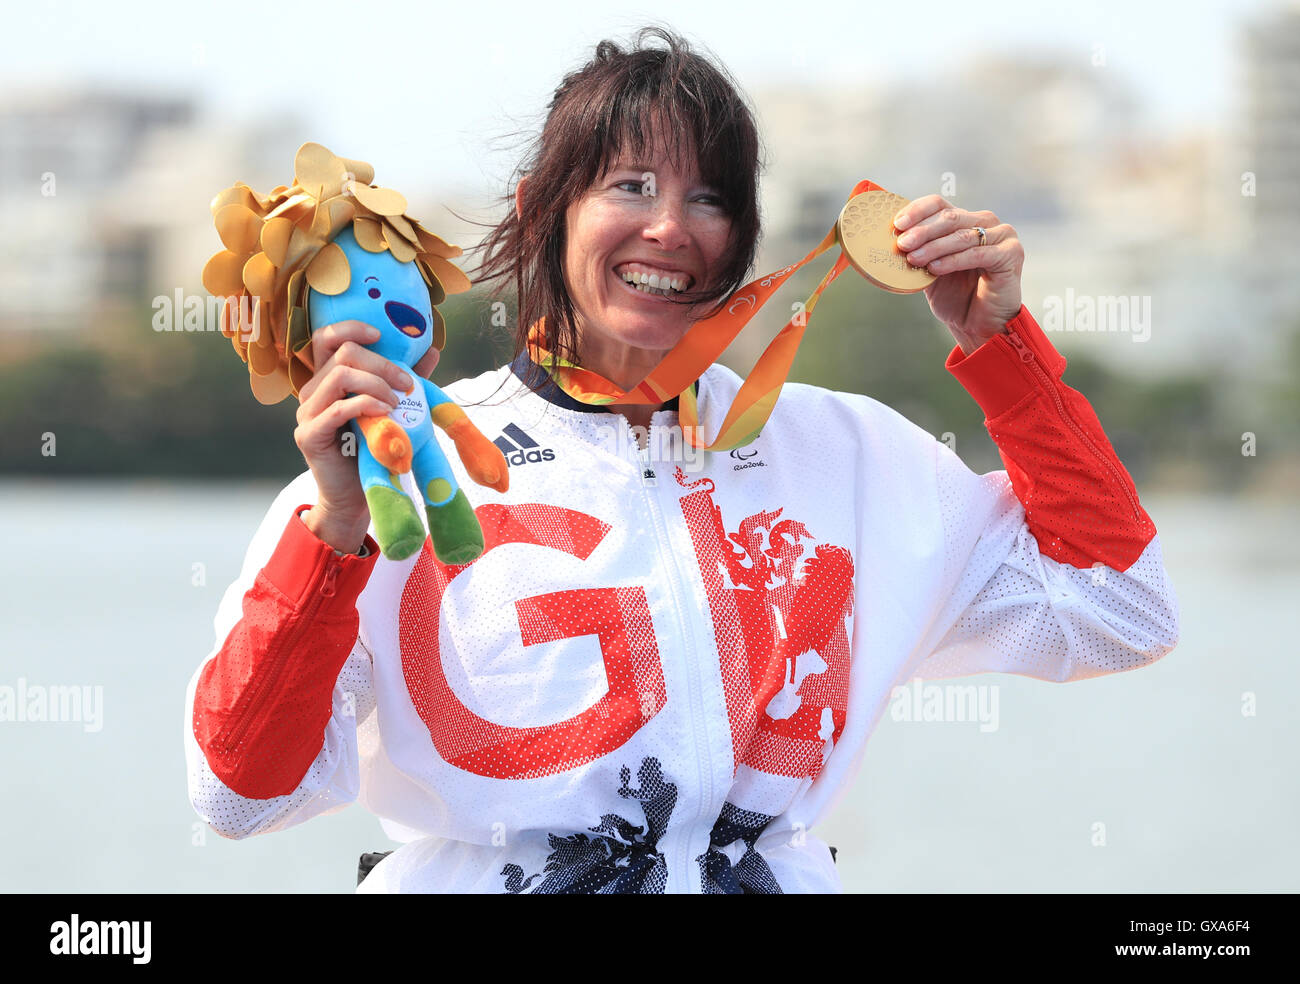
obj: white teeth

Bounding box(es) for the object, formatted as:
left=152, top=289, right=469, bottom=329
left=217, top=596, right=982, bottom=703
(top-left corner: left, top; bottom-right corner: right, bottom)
left=613, top=266, right=686, bottom=293
left=618, top=267, right=687, bottom=293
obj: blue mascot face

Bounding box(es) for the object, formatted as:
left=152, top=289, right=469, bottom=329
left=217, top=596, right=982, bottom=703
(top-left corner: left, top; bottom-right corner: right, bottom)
left=307, top=225, right=434, bottom=368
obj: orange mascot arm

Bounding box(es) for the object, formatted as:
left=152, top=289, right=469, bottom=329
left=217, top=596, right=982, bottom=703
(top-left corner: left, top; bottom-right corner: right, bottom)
left=431, top=403, right=509, bottom=493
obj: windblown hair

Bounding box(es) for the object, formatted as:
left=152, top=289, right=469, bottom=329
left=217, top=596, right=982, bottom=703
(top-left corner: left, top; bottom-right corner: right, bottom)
left=469, top=25, right=764, bottom=378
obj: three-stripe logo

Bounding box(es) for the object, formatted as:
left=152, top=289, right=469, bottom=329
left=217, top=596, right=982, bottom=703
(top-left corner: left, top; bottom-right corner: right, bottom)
left=494, top=423, right=556, bottom=466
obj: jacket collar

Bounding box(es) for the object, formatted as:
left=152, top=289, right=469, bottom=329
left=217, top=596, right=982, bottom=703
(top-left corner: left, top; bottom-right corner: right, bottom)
left=508, top=351, right=695, bottom=415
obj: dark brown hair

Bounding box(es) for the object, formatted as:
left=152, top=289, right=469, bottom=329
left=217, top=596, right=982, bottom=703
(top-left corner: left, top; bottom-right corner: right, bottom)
left=469, top=24, right=763, bottom=383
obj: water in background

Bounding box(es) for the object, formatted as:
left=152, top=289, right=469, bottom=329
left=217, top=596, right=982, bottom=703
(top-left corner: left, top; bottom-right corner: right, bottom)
left=0, top=479, right=1295, bottom=893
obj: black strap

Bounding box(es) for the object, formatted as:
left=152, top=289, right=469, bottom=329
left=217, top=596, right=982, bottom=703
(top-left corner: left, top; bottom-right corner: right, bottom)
left=357, top=851, right=394, bottom=887
left=508, top=351, right=695, bottom=414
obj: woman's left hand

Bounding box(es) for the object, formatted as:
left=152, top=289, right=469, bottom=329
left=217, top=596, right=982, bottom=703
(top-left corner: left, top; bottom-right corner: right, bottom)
left=892, top=196, right=1025, bottom=356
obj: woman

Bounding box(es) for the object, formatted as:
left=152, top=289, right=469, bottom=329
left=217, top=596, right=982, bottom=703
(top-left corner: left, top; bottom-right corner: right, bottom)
left=185, top=27, right=1179, bottom=893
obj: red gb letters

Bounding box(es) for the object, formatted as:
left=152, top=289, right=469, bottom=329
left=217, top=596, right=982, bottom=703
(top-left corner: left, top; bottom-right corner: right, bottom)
left=674, top=469, right=855, bottom=780
left=399, top=503, right=666, bottom=780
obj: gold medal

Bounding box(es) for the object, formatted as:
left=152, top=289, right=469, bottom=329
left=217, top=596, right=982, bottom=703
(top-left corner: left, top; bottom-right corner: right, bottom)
left=530, top=178, right=933, bottom=450
left=837, top=188, right=935, bottom=294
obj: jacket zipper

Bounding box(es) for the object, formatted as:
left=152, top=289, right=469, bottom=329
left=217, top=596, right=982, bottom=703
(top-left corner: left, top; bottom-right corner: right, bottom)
left=216, top=553, right=343, bottom=753
left=1002, top=331, right=1144, bottom=525
left=622, top=415, right=713, bottom=892
left=634, top=431, right=657, bottom=486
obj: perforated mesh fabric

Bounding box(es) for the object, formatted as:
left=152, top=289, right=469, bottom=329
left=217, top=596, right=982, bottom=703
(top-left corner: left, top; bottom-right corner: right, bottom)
left=185, top=641, right=371, bottom=839
left=184, top=479, right=378, bottom=838
left=920, top=444, right=1177, bottom=681
left=184, top=308, right=1179, bottom=892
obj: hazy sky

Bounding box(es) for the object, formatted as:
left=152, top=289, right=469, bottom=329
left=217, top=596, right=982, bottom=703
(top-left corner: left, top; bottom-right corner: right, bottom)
left=2, top=0, right=1288, bottom=197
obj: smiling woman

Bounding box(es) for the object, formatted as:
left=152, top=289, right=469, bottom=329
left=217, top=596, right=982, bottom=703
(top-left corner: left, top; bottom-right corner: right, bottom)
left=552, top=141, right=733, bottom=391
left=472, top=28, right=761, bottom=425
left=186, top=23, right=1180, bottom=895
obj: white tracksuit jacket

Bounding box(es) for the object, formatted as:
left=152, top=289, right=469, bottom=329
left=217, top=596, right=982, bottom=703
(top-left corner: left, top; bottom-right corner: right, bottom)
left=184, top=305, right=1180, bottom=893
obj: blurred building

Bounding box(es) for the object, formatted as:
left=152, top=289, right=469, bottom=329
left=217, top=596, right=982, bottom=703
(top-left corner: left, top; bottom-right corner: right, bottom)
left=1240, top=4, right=1300, bottom=329
left=5, top=20, right=1296, bottom=380
left=748, top=39, right=1298, bottom=378
left=0, top=90, right=299, bottom=334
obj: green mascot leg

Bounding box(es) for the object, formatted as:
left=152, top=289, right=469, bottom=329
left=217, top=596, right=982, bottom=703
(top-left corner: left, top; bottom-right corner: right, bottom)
left=410, top=427, right=485, bottom=565
left=363, top=482, right=427, bottom=560
left=423, top=479, right=483, bottom=566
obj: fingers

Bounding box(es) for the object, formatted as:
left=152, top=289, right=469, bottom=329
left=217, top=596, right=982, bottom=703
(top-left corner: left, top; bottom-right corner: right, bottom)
left=901, top=222, right=1013, bottom=271
left=893, top=196, right=991, bottom=231
left=296, top=321, right=416, bottom=423
left=897, top=204, right=998, bottom=245
left=892, top=195, right=1015, bottom=270
left=916, top=241, right=1019, bottom=278
left=304, top=320, right=415, bottom=391
left=411, top=345, right=441, bottom=379
left=293, top=393, right=394, bottom=457
left=911, top=227, right=1024, bottom=277
left=892, top=194, right=948, bottom=231
left=297, top=361, right=402, bottom=425
left=307, top=319, right=378, bottom=372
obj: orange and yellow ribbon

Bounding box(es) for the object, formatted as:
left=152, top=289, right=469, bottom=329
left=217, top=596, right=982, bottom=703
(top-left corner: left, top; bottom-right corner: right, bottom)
left=526, top=179, right=882, bottom=451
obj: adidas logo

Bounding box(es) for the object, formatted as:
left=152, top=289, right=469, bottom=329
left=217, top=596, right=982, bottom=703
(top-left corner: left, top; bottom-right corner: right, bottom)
left=493, top=423, right=556, bottom=466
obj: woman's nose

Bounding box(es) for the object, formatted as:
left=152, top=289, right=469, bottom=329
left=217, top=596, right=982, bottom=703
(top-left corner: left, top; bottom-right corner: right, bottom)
left=641, top=197, right=691, bottom=251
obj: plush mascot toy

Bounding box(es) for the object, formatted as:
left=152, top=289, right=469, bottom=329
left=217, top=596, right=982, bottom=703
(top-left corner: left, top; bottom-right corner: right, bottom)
left=202, top=142, right=508, bottom=563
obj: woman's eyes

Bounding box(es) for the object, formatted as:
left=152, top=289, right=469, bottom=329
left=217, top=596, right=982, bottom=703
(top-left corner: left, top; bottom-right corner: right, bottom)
left=614, top=180, right=724, bottom=207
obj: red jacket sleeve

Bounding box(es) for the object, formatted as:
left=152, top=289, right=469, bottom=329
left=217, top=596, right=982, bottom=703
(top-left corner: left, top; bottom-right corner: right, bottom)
left=944, top=305, right=1156, bottom=572
left=914, top=304, right=1177, bottom=682
left=191, top=505, right=379, bottom=799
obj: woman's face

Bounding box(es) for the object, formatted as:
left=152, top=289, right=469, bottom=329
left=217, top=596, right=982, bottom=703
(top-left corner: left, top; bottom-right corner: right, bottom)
left=562, top=134, right=733, bottom=380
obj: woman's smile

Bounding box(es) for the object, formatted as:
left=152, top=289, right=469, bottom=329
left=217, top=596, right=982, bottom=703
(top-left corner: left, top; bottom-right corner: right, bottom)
left=613, top=261, right=694, bottom=297
left=611, top=265, right=692, bottom=302
left=562, top=141, right=732, bottom=387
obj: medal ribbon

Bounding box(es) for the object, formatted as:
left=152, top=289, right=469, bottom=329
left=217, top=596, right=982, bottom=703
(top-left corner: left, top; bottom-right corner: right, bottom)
left=526, top=178, right=882, bottom=450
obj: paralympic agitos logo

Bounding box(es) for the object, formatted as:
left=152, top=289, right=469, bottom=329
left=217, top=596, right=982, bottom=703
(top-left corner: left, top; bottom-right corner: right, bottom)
left=729, top=447, right=765, bottom=470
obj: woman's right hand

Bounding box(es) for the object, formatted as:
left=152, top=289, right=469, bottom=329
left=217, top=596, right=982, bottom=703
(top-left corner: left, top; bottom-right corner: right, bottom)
left=293, top=320, right=416, bottom=554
